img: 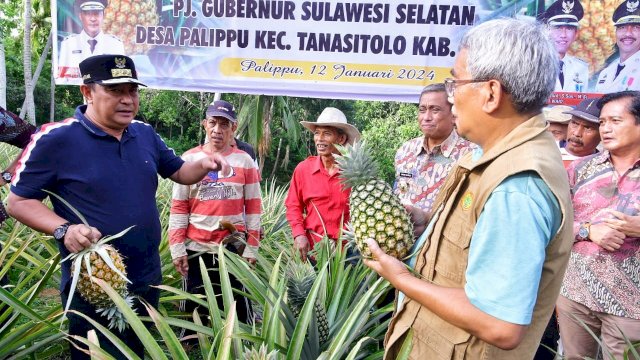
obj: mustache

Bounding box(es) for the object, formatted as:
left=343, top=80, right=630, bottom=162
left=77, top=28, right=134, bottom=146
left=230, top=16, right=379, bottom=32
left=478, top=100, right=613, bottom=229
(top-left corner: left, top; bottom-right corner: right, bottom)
left=568, top=137, right=583, bottom=146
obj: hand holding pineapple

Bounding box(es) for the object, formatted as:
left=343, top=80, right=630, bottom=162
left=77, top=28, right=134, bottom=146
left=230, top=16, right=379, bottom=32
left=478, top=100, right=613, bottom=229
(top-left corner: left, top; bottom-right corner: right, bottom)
left=62, top=223, right=101, bottom=253
left=362, top=238, right=414, bottom=288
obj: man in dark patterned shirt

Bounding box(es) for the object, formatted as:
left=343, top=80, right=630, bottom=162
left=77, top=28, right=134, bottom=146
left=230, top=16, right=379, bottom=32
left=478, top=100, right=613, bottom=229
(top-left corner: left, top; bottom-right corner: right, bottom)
left=558, top=91, right=640, bottom=358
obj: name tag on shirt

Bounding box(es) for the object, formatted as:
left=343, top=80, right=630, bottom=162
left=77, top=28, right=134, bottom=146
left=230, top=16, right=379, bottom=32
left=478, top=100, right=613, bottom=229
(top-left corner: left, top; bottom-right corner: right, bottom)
left=399, top=172, right=413, bottom=178
left=72, top=50, right=82, bottom=54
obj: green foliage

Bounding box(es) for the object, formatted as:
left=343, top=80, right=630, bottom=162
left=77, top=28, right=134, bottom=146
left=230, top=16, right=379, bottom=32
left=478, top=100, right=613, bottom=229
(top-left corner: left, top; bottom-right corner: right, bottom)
left=357, top=103, right=420, bottom=183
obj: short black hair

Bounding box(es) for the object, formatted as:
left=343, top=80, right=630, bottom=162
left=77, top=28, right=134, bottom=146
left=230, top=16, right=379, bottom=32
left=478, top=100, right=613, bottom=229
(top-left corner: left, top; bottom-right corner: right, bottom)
left=597, top=91, right=640, bottom=125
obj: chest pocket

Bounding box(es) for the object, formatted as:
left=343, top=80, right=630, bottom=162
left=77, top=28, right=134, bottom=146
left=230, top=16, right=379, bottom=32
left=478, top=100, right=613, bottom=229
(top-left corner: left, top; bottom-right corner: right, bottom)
left=434, top=209, right=474, bottom=285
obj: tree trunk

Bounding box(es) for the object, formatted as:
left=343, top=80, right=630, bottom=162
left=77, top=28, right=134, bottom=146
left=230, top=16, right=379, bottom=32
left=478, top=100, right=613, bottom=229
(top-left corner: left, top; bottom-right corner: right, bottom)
left=22, top=0, right=35, bottom=124
left=50, top=74, right=55, bottom=122
left=20, top=31, right=52, bottom=122
left=0, top=39, right=6, bottom=109
left=269, top=137, right=282, bottom=179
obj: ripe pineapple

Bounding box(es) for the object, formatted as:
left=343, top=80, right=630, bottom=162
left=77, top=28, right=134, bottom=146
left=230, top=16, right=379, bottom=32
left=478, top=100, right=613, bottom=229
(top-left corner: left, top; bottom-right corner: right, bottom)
left=73, top=248, right=127, bottom=308
left=335, top=141, right=414, bottom=259
left=286, top=262, right=329, bottom=344
left=102, top=0, right=160, bottom=55
left=65, top=230, right=135, bottom=332
left=47, top=190, right=136, bottom=332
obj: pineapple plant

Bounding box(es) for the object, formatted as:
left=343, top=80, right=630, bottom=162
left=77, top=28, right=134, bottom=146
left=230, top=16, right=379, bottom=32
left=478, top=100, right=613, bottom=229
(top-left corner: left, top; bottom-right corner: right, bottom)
left=102, top=0, right=160, bottom=55
left=286, top=262, right=329, bottom=344
left=46, top=191, right=136, bottom=332
left=242, top=344, right=279, bottom=360
left=335, top=141, right=414, bottom=259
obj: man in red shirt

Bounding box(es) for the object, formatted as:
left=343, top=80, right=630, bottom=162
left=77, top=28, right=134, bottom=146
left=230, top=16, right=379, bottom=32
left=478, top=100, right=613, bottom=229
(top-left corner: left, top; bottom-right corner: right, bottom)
left=285, top=107, right=360, bottom=260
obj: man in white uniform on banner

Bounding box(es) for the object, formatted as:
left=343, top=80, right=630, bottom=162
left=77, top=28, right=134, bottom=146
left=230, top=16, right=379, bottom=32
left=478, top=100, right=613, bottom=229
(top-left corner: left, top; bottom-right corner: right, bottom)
left=540, top=0, right=589, bottom=92
left=58, top=0, right=125, bottom=80
left=596, top=0, right=640, bottom=93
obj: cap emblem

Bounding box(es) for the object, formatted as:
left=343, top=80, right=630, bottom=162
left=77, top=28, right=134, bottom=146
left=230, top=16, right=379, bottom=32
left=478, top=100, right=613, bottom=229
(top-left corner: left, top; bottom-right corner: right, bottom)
left=562, top=0, right=574, bottom=14
left=629, top=0, right=639, bottom=13
left=115, top=57, right=126, bottom=69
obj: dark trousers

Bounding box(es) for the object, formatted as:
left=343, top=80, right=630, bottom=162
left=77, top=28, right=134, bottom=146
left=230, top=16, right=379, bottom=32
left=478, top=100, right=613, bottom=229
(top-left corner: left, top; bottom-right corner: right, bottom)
left=60, top=279, right=160, bottom=360
left=535, top=311, right=560, bottom=360
left=183, top=250, right=252, bottom=334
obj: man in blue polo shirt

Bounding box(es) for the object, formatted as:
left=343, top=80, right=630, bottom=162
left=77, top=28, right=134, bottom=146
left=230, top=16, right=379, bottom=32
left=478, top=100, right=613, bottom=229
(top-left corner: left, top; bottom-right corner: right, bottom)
left=7, top=54, right=229, bottom=360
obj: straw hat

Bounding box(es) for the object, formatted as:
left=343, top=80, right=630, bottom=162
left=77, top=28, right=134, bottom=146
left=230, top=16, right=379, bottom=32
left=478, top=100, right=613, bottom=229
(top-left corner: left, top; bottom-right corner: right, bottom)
left=300, top=107, right=361, bottom=145
left=545, top=105, right=573, bottom=124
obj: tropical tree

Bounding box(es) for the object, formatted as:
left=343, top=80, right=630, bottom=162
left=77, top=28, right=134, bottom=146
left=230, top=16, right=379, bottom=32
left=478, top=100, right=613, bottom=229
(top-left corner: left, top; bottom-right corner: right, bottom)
left=22, top=0, right=35, bottom=123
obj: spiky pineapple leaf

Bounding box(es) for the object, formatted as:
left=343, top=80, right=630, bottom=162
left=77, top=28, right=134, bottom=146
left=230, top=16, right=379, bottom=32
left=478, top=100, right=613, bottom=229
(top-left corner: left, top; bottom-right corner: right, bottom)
left=89, top=278, right=168, bottom=360
left=396, top=328, right=414, bottom=360
left=68, top=310, right=142, bottom=360
left=218, top=246, right=244, bottom=357
left=334, top=141, right=380, bottom=187
left=43, top=190, right=89, bottom=226
left=141, top=301, right=188, bottom=360
left=94, top=245, right=131, bottom=284
left=216, top=302, right=237, bottom=360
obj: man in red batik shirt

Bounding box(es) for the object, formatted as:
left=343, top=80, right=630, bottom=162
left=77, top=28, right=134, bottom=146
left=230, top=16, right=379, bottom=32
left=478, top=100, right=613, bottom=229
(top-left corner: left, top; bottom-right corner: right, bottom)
left=285, top=107, right=360, bottom=261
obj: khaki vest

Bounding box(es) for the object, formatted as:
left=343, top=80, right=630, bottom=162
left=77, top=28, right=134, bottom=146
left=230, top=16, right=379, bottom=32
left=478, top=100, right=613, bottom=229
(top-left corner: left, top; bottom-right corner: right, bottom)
left=384, top=115, right=574, bottom=360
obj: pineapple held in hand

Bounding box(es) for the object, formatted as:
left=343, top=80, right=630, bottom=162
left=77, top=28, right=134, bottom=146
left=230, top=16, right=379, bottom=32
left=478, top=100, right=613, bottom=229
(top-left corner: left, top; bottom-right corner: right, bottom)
left=335, top=141, right=414, bottom=259
left=67, top=232, right=135, bottom=332
left=47, top=190, right=136, bottom=332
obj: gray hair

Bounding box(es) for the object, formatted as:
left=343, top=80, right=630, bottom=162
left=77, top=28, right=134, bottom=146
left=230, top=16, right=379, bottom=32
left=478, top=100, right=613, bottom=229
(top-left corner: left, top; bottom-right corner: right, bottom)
left=420, top=83, right=446, bottom=97
left=419, top=83, right=451, bottom=109
left=460, top=18, right=557, bottom=114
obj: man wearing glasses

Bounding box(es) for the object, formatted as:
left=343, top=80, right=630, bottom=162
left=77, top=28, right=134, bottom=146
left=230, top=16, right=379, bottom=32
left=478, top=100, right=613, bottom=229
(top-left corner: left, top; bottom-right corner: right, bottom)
left=365, top=18, right=573, bottom=359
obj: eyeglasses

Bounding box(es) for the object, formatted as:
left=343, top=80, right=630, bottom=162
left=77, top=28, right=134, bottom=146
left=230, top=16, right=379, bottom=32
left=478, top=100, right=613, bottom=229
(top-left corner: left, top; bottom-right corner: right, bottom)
left=443, top=78, right=490, bottom=97
left=205, top=118, right=232, bottom=129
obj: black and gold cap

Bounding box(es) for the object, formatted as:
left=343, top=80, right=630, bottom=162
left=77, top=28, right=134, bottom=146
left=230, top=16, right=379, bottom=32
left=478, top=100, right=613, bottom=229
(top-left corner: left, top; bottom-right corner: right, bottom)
left=538, top=0, right=584, bottom=27
left=79, top=55, right=146, bottom=86
left=75, top=0, right=108, bottom=11
left=613, top=0, right=640, bottom=26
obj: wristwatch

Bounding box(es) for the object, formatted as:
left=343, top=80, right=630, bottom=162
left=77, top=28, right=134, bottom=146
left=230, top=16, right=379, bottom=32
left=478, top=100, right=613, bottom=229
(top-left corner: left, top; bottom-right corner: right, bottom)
left=53, top=222, right=72, bottom=242
left=1, top=171, right=12, bottom=183
left=578, top=222, right=591, bottom=240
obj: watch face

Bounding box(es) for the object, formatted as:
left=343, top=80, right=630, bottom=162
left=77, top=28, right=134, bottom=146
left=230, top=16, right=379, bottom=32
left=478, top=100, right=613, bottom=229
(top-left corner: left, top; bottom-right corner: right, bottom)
left=54, top=225, right=68, bottom=241
left=578, top=226, right=589, bottom=239
left=2, top=172, right=11, bottom=182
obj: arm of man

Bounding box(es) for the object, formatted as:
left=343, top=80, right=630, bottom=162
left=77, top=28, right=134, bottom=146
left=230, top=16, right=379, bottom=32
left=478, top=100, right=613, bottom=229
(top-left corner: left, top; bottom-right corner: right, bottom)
left=366, top=172, right=559, bottom=350
left=169, top=153, right=230, bottom=185
left=7, top=193, right=100, bottom=253
left=284, top=165, right=310, bottom=260
left=365, top=245, right=526, bottom=349
left=242, top=163, right=262, bottom=264
left=602, top=207, right=640, bottom=239
left=168, top=180, right=192, bottom=277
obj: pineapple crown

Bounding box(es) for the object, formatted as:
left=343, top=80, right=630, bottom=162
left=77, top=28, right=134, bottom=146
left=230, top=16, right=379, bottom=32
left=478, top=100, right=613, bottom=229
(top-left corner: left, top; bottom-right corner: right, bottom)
left=334, top=140, right=380, bottom=187
left=286, top=262, right=316, bottom=307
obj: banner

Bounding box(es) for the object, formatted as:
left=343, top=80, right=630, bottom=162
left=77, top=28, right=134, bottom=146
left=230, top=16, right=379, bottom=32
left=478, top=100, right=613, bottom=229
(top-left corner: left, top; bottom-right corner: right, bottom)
left=52, top=0, right=626, bottom=103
